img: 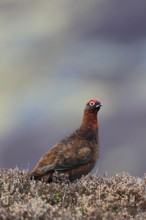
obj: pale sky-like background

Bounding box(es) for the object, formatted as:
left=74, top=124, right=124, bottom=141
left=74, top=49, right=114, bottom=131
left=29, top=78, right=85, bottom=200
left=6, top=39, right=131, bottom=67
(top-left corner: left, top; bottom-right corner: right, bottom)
left=0, top=0, right=146, bottom=177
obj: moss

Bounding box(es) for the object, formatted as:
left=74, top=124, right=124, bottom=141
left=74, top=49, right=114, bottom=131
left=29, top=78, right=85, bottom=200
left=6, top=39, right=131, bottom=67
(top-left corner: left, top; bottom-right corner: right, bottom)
left=53, top=192, right=62, bottom=204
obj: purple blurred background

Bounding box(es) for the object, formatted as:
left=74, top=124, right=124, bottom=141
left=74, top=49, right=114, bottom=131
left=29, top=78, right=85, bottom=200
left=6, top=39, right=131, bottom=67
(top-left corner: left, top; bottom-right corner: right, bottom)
left=0, top=0, right=146, bottom=177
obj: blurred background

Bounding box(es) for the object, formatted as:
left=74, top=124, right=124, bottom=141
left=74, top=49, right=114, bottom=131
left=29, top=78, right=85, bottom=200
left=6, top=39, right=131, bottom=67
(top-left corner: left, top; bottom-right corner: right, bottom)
left=0, top=0, right=146, bottom=177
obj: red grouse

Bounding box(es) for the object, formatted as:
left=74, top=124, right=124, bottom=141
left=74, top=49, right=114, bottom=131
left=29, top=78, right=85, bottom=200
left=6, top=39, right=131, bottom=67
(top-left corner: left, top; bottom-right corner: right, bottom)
left=30, top=99, right=102, bottom=182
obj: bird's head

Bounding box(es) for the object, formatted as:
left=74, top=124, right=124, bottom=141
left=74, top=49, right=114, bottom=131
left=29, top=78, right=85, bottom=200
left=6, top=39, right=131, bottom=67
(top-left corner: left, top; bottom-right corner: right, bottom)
left=85, top=99, right=102, bottom=112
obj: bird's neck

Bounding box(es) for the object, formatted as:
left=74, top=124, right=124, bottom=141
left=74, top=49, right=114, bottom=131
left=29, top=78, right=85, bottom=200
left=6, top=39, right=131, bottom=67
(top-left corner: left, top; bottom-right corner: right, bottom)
left=80, top=110, right=98, bottom=133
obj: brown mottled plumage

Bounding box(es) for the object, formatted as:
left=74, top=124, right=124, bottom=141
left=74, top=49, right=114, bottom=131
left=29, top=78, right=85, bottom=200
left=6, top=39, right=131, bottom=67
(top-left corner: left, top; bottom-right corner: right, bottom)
left=30, top=99, right=102, bottom=182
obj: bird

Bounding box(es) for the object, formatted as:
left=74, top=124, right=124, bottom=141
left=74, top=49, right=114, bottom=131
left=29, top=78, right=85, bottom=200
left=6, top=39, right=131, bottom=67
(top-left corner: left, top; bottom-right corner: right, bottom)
left=30, top=99, right=102, bottom=182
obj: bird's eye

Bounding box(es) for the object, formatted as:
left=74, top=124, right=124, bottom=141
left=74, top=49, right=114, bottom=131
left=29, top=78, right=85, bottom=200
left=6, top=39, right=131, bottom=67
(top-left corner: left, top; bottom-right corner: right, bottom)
left=89, top=102, right=95, bottom=106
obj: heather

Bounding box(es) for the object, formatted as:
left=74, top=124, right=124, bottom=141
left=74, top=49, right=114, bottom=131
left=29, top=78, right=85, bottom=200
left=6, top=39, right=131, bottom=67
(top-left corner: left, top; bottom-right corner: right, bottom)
left=0, top=168, right=146, bottom=220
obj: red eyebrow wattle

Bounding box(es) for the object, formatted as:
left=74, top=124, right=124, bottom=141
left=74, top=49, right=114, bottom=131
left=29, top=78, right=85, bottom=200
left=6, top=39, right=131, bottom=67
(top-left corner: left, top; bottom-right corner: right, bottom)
left=89, top=99, right=96, bottom=103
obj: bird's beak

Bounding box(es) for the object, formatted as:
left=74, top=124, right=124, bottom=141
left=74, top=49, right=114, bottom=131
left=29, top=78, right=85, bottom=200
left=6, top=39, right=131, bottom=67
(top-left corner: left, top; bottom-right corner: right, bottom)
left=96, top=104, right=102, bottom=108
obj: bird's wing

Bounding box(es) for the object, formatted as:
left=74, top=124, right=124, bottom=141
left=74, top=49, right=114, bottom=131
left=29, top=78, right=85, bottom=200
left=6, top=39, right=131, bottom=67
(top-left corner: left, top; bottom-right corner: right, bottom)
left=55, top=146, right=92, bottom=170
left=39, top=144, right=92, bottom=173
